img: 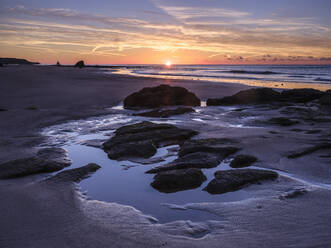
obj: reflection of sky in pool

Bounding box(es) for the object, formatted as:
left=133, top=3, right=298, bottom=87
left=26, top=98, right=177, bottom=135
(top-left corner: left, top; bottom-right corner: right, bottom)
left=42, top=104, right=257, bottom=223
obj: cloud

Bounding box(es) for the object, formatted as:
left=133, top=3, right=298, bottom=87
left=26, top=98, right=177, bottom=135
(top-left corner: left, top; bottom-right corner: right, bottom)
left=6, top=5, right=148, bottom=26
left=0, top=5, right=330, bottom=63
left=156, top=5, right=250, bottom=20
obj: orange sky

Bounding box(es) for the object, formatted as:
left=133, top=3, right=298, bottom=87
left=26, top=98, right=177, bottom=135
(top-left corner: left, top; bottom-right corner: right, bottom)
left=0, top=1, right=331, bottom=65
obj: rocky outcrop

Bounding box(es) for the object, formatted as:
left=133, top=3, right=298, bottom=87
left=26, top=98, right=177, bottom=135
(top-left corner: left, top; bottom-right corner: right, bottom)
left=0, top=58, right=39, bottom=65
left=178, top=138, right=239, bottom=157
left=319, top=90, right=331, bottom=105
left=281, top=88, right=324, bottom=103
left=75, top=60, right=85, bottom=68
left=56, top=61, right=61, bottom=66
left=102, top=121, right=198, bottom=160
left=203, top=169, right=278, bottom=194
left=43, top=163, right=101, bottom=184
left=146, top=138, right=240, bottom=173
left=0, top=148, right=71, bottom=179
left=133, top=107, right=194, bottom=118
left=267, top=117, right=299, bottom=126
left=124, top=85, right=201, bottom=109
left=230, top=154, right=257, bottom=168
left=207, top=87, right=326, bottom=106
left=151, top=168, right=207, bottom=193
left=207, top=88, right=281, bottom=106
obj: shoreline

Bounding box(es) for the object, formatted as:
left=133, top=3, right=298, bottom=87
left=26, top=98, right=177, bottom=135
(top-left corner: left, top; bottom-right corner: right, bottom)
left=0, top=65, right=251, bottom=162
left=1, top=65, right=331, bottom=247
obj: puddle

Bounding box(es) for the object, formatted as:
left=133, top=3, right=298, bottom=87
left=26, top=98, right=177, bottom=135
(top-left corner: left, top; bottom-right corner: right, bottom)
left=63, top=138, right=250, bottom=223
left=41, top=104, right=256, bottom=223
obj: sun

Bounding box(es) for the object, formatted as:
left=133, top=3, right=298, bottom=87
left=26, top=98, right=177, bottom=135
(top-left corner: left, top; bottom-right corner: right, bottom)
left=165, top=61, right=172, bottom=67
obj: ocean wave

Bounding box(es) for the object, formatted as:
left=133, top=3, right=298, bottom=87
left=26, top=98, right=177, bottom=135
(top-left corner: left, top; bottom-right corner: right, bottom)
left=227, top=70, right=279, bottom=75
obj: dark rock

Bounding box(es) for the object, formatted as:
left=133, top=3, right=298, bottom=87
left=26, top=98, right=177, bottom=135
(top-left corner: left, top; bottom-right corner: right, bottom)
left=0, top=58, right=39, bottom=65
left=124, top=85, right=201, bottom=109
left=279, top=188, right=308, bottom=200
left=151, top=168, right=207, bottom=193
left=75, top=60, right=85, bottom=68
left=147, top=152, right=221, bottom=173
left=230, top=154, right=257, bottom=168
left=106, top=140, right=157, bottom=160
left=43, top=163, right=100, bottom=183
left=0, top=62, right=3, bottom=67
left=0, top=108, right=7, bottom=111
left=0, top=148, right=71, bottom=179
left=102, top=121, right=198, bottom=160
left=288, top=143, right=331, bottom=158
left=207, top=88, right=325, bottom=106
left=207, top=88, right=281, bottom=106
left=203, top=169, right=278, bottom=194
left=281, top=88, right=324, bottom=103
left=56, top=61, right=61, bottom=66
left=146, top=138, right=240, bottom=173
left=133, top=107, right=194, bottom=118
left=24, top=106, right=38, bottom=110
left=290, top=128, right=304, bottom=132
left=267, top=117, right=299, bottom=126
left=178, top=138, right=239, bottom=157
left=305, top=129, right=322, bottom=134
left=319, top=94, right=331, bottom=105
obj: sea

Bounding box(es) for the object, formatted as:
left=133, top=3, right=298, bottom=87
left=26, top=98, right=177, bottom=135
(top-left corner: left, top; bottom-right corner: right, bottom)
left=103, top=64, right=331, bottom=91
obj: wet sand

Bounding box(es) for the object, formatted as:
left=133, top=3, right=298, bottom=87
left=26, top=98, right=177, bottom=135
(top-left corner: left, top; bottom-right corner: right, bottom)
left=0, top=65, right=250, bottom=162
left=1, top=65, right=331, bottom=248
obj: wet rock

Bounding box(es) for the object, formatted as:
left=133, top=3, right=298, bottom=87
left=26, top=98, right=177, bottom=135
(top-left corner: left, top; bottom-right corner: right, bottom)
left=207, top=88, right=281, bottom=106
left=0, top=148, right=71, bottom=179
left=102, top=121, right=198, bottom=160
left=267, top=117, right=299, bottom=126
left=151, top=168, right=207, bottom=193
left=147, top=152, right=221, bottom=173
left=281, top=88, right=324, bottom=103
left=0, top=62, right=3, bottom=67
left=43, top=163, right=100, bottom=183
left=146, top=138, right=240, bottom=173
left=124, top=84, right=201, bottom=109
left=288, top=143, right=331, bottom=158
left=178, top=138, right=239, bottom=157
left=133, top=107, right=194, bottom=118
left=230, top=154, right=257, bottom=168
left=207, top=88, right=325, bottom=106
left=279, top=188, right=308, bottom=200
left=319, top=94, right=331, bottom=105
left=203, top=169, right=278, bottom=194
left=305, top=129, right=322, bottom=134
left=107, top=140, right=157, bottom=160
left=75, top=60, right=85, bottom=68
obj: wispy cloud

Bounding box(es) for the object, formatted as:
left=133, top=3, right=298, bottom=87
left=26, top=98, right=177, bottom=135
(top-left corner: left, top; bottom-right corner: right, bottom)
left=0, top=4, right=330, bottom=64
left=156, top=5, right=250, bottom=20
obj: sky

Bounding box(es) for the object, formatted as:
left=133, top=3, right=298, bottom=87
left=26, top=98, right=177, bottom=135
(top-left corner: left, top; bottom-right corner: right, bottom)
left=0, top=0, right=331, bottom=64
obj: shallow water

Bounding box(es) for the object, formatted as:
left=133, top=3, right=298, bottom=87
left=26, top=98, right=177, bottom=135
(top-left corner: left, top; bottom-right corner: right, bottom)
left=42, top=104, right=256, bottom=223
left=65, top=141, right=250, bottom=223
left=108, top=64, right=331, bottom=91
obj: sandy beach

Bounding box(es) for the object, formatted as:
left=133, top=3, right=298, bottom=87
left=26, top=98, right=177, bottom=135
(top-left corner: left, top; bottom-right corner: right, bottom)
left=1, top=65, right=331, bottom=248
left=0, top=65, right=250, bottom=162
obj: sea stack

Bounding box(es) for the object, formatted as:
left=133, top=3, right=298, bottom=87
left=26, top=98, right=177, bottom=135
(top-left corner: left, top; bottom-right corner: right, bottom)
left=75, top=60, right=85, bottom=68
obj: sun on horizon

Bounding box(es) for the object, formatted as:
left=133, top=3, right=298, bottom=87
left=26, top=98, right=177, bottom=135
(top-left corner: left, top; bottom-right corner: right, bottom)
left=165, top=61, right=172, bottom=67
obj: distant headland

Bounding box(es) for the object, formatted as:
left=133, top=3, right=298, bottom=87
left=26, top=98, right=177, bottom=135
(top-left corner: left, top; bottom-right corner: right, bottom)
left=0, top=58, right=40, bottom=65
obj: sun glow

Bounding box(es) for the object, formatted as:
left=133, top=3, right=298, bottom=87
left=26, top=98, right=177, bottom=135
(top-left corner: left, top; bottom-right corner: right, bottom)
left=165, top=61, right=172, bottom=67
